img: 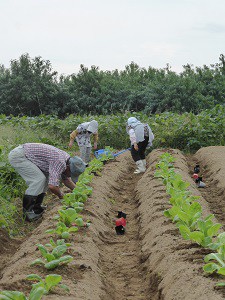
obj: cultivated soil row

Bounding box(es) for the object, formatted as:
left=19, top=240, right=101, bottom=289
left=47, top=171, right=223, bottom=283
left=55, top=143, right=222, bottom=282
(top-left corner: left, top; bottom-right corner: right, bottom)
left=0, top=146, right=225, bottom=299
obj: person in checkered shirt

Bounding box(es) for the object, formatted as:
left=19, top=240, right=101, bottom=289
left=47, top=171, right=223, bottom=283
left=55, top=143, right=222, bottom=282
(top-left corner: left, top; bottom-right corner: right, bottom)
left=8, top=143, right=86, bottom=222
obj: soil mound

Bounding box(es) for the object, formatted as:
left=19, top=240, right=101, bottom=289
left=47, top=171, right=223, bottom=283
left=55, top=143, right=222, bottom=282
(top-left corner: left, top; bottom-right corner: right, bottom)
left=0, top=229, right=22, bottom=276
left=0, top=146, right=225, bottom=299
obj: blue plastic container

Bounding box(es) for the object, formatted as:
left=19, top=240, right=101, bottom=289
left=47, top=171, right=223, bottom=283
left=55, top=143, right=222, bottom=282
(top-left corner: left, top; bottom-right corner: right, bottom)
left=94, top=149, right=111, bottom=159
left=94, top=148, right=131, bottom=159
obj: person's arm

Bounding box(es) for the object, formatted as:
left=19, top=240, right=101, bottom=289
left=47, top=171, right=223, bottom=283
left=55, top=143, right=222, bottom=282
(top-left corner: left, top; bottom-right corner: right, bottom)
left=48, top=184, right=64, bottom=199
left=128, top=129, right=138, bottom=150
left=69, top=129, right=78, bottom=148
left=62, top=178, right=76, bottom=191
left=93, top=132, right=98, bottom=149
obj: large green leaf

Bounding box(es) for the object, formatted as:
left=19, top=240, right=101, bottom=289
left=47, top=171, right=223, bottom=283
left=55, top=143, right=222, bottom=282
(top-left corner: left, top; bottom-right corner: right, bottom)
left=52, top=245, right=67, bottom=259
left=207, top=223, right=221, bottom=237
left=29, top=286, right=45, bottom=300
left=0, top=291, right=26, bottom=300
left=45, top=274, right=62, bottom=291
left=26, top=274, right=42, bottom=282
left=203, top=263, right=219, bottom=274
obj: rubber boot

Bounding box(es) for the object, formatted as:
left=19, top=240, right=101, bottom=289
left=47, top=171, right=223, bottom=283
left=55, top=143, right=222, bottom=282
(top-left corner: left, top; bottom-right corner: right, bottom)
left=142, top=159, right=147, bottom=171
left=23, top=195, right=43, bottom=222
left=134, top=160, right=145, bottom=174
left=34, top=193, right=47, bottom=213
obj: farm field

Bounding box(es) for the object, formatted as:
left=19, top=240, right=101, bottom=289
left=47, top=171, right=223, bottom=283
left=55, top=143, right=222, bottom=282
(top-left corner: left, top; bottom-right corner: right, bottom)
left=0, top=146, right=225, bottom=299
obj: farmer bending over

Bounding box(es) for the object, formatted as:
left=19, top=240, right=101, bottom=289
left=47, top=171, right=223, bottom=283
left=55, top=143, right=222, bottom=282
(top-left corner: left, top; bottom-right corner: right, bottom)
left=69, top=120, right=98, bottom=164
left=8, top=143, right=86, bottom=222
left=126, top=117, right=154, bottom=174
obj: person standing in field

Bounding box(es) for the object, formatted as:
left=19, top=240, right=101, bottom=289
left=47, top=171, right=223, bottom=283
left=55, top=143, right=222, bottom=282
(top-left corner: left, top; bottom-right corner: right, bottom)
left=126, top=117, right=154, bottom=174
left=68, top=120, right=99, bottom=164
left=8, top=143, right=86, bottom=222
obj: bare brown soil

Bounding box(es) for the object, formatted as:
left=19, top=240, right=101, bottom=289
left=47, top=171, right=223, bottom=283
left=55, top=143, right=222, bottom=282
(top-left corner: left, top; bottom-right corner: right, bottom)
left=1, top=146, right=225, bottom=299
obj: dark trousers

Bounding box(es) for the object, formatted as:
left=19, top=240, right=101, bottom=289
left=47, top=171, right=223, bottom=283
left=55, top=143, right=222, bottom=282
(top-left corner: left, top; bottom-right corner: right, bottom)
left=131, top=136, right=149, bottom=162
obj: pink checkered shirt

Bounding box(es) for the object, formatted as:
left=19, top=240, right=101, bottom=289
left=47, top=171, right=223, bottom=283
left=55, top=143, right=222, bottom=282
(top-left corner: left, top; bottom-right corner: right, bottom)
left=23, top=143, right=70, bottom=186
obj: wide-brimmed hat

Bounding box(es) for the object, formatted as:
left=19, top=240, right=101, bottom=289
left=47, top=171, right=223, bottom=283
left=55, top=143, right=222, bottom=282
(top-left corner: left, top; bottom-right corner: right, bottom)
left=87, top=120, right=98, bottom=133
left=69, top=156, right=86, bottom=182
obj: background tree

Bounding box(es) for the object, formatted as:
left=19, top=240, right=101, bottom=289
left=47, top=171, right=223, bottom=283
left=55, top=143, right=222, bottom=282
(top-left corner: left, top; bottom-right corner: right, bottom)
left=0, top=54, right=225, bottom=117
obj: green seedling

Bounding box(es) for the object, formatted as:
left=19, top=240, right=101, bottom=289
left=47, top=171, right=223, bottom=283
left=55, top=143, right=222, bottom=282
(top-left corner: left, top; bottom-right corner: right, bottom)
left=167, top=188, right=200, bottom=206
left=87, top=158, right=104, bottom=175
left=46, top=221, right=78, bottom=239
left=158, top=152, right=175, bottom=164
left=44, top=238, right=71, bottom=249
left=203, top=253, right=225, bottom=275
left=164, top=201, right=202, bottom=230
left=154, top=164, right=175, bottom=183
left=76, top=172, right=94, bottom=185
left=0, top=287, right=45, bottom=300
left=30, top=243, right=73, bottom=270
left=75, top=184, right=93, bottom=196
left=167, top=173, right=190, bottom=191
left=62, top=199, right=84, bottom=213
left=203, top=229, right=225, bottom=275
left=26, top=274, right=69, bottom=295
left=54, top=208, right=83, bottom=227
left=196, top=215, right=221, bottom=246
left=98, top=146, right=115, bottom=161
left=208, top=232, right=225, bottom=251
left=66, top=189, right=88, bottom=203
left=178, top=215, right=221, bottom=247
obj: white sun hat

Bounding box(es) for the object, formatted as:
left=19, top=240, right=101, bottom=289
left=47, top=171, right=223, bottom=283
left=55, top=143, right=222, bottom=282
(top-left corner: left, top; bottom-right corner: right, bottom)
left=87, top=120, right=98, bottom=133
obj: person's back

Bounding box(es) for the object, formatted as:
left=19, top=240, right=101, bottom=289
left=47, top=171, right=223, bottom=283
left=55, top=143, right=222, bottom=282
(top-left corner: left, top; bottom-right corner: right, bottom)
left=143, top=124, right=154, bottom=147
left=127, top=117, right=154, bottom=174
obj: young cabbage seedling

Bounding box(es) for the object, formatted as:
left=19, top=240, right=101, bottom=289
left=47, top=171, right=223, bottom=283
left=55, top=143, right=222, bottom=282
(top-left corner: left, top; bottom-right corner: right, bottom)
left=54, top=208, right=84, bottom=227
left=0, top=287, right=45, bottom=300
left=30, top=243, right=73, bottom=270
left=46, top=221, right=78, bottom=239
left=44, top=238, right=71, bottom=249
left=26, top=273, right=69, bottom=295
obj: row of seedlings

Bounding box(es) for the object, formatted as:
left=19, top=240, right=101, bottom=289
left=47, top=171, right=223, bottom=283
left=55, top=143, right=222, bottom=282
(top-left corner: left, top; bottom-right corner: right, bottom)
left=155, top=153, right=225, bottom=286
left=0, top=150, right=114, bottom=300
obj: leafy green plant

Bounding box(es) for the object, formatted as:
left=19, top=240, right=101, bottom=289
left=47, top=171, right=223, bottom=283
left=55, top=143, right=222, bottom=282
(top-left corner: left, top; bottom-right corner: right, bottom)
left=76, top=172, right=94, bottom=185
left=203, top=232, right=225, bottom=275
left=54, top=208, right=84, bottom=227
left=0, top=287, right=45, bottom=300
left=30, top=243, right=73, bottom=270
left=64, top=190, right=88, bottom=203
left=61, top=198, right=84, bottom=212
left=46, top=221, right=78, bottom=239
left=87, top=158, right=104, bottom=176
left=44, top=238, right=71, bottom=249
left=164, top=201, right=202, bottom=230
left=203, top=253, right=225, bottom=275
left=26, top=274, right=69, bottom=294
left=155, top=152, right=225, bottom=283
left=178, top=214, right=221, bottom=247
left=74, top=184, right=93, bottom=197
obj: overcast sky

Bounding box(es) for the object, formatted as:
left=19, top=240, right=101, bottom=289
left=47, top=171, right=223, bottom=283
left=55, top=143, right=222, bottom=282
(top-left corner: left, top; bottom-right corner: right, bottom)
left=0, top=0, right=225, bottom=75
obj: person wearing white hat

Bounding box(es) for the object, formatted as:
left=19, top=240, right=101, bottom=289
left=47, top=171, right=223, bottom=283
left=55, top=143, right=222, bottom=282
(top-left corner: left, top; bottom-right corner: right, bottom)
left=69, top=120, right=99, bottom=164
left=126, top=117, right=154, bottom=174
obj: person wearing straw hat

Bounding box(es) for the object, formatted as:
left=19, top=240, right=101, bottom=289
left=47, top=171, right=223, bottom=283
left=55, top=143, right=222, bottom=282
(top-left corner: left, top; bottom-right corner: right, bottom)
left=69, top=120, right=99, bottom=164
left=8, top=143, right=86, bottom=222
left=126, top=117, right=154, bottom=174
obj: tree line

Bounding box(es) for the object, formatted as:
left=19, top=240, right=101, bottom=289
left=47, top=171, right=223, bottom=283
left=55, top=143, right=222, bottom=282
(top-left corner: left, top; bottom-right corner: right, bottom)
left=0, top=53, right=225, bottom=117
